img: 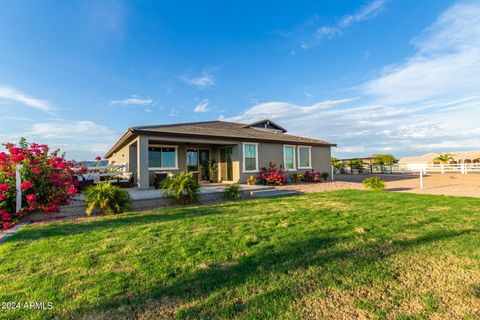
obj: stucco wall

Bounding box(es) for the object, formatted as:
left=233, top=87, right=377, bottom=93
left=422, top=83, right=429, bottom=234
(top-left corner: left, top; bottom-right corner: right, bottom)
left=238, top=142, right=332, bottom=183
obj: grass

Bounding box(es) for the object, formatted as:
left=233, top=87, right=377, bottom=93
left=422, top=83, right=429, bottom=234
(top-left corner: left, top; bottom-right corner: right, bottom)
left=1, top=190, right=480, bottom=319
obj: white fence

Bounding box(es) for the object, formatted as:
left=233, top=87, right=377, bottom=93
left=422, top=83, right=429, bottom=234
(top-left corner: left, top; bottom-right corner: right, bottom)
left=395, top=163, right=480, bottom=174
left=335, top=163, right=480, bottom=175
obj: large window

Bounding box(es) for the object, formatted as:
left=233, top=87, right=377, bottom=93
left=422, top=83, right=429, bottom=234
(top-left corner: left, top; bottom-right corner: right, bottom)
left=283, top=145, right=296, bottom=170
left=243, top=143, right=258, bottom=172
left=298, top=146, right=311, bottom=169
left=148, top=146, right=177, bottom=169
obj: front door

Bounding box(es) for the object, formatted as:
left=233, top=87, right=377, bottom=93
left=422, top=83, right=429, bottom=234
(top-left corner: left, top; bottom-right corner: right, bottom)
left=220, top=147, right=233, bottom=181
left=187, top=149, right=210, bottom=181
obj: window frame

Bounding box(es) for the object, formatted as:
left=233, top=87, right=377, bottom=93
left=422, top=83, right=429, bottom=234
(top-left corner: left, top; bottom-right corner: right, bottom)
left=283, top=145, right=296, bottom=171
left=148, top=144, right=179, bottom=170
left=297, top=145, right=312, bottom=169
left=242, top=142, right=259, bottom=173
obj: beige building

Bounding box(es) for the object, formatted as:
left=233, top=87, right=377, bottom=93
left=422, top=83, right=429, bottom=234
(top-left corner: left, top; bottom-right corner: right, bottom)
left=399, top=151, right=480, bottom=166
left=104, top=119, right=335, bottom=189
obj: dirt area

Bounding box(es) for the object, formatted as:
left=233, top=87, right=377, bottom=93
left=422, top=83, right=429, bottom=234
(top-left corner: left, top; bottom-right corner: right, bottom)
left=279, top=173, right=480, bottom=198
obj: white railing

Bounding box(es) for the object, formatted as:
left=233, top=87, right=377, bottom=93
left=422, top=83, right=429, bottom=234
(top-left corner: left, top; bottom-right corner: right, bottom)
left=396, top=163, right=480, bottom=174
left=334, top=163, right=480, bottom=175
left=80, top=163, right=128, bottom=182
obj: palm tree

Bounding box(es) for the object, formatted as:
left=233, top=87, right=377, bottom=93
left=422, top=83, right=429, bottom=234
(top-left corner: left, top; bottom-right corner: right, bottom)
left=435, top=153, right=453, bottom=164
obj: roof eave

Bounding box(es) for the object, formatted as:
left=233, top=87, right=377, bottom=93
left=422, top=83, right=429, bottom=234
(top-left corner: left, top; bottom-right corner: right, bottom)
left=131, top=128, right=336, bottom=147
left=104, top=129, right=135, bottom=159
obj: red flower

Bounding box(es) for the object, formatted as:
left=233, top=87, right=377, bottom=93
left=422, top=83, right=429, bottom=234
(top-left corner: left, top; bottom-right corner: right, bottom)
left=0, top=194, right=5, bottom=201
left=9, top=147, right=22, bottom=156
left=95, top=156, right=101, bottom=161
left=33, top=167, right=41, bottom=173
left=1, top=213, right=12, bottom=221
left=26, top=193, right=37, bottom=203
left=0, top=183, right=9, bottom=193
left=20, top=181, right=33, bottom=191
left=68, top=187, right=77, bottom=194
left=12, top=154, right=26, bottom=163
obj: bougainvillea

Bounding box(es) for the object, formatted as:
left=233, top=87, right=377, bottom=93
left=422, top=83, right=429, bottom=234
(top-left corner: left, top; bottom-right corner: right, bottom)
left=303, top=170, right=322, bottom=183
left=256, top=162, right=287, bottom=186
left=0, top=138, right=87, bottom=229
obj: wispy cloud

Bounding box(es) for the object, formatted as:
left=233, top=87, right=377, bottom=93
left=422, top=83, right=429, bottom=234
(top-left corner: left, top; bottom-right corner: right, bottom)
left=110, top=95, right=153, bottom=107
left=365, top=1, right=480, bottom=105
left=339, top=0, right=386, bottom=27
left=194, top=99, right=210, bottom=113
left=182, top=72, right=215, bottom=89
left=301, top=0, right=386, bottom=49
left=232, top=1, right=480, bottom=157
left=0, top=85, right=51, bottom=112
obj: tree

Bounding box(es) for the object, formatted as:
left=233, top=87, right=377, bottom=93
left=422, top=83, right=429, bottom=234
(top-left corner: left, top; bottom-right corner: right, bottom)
left=372, top=154, right=396, bottom=165
left=435, top=153, right=453, bottom=164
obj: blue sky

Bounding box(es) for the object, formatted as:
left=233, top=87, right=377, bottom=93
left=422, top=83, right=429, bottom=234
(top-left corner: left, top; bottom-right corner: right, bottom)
left=1, top=0, right=479, bottom=160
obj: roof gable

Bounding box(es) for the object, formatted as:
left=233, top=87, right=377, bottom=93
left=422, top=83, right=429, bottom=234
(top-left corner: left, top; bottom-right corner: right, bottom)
left=241, top=119, right=287, bottom=133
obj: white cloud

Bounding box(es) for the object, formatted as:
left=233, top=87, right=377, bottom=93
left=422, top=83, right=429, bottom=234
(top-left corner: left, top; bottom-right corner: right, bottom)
left=365, top=1, right=480, bottom=105
left=301, top=0, right=386, bottom=49
left=182, top=73, right=215, bottom=88
left=110, top=95, right=153, bottom=107
left=28, top=120, right=113, bottom=139
left=194, top=100, right=210, bottom=113
left=0, top=85, right=51, bottom=112
left=0, top=120, right=117, bottom=160
left=339, top=0, right=386, bottom=27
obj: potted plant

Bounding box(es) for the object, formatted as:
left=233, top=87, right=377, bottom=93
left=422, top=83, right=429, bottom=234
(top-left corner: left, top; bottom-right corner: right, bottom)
left=206, top=159, right=218, bottom=183
left=247, top=175, right=256, bottom=185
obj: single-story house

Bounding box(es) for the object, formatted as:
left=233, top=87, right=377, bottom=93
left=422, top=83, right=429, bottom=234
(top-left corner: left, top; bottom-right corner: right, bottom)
left=104, top=119, right=336, bottom=189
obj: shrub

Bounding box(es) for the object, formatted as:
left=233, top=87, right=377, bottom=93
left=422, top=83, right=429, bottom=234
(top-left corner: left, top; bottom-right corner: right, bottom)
left=291, top=172, right=303, bottom=183
left=223, top=184, right=241, bottom=200
left=160, top=172, right=200, bottom=204
left=303, top=170, right=321, bottom=183
left=0, top=138, right=84, bottom=229
left=257, top=162, right=287, bottom=186
left=321, top=171, right=330, bottom=181
left=84, top=183, right=132, bottom=216
left=362, top=176, right=386, bottom=190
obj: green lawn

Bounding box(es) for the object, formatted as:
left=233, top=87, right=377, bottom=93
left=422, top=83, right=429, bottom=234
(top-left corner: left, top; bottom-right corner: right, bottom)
left=1, top=190, right=480, bottom=319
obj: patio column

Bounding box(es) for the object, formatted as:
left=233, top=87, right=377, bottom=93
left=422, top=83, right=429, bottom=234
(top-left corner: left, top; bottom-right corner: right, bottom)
left=137, top=136, right=149, bottom=189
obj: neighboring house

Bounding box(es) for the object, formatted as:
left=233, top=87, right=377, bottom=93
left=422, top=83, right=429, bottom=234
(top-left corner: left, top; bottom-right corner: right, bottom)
left=104, top=119, right=336, bottom=189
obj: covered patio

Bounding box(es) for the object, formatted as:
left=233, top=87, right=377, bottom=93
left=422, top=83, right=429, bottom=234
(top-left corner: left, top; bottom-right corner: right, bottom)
left=107, top=135, right=243, bottom=189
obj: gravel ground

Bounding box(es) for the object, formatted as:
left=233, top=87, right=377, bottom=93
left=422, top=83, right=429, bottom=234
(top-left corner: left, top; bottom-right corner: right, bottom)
left=278, top=173, right=480, bottom=198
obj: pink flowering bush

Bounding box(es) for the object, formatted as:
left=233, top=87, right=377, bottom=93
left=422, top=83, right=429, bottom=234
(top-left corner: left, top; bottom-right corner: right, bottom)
left=0, top=138, right=86, bottom=229
left=256, top=162, right=287, bottom=186
left=303, top=170, right=322, bottom=183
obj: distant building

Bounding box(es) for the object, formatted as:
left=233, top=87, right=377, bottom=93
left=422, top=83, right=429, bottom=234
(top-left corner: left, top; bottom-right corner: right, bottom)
left=399, top=151, right=480, bottom=168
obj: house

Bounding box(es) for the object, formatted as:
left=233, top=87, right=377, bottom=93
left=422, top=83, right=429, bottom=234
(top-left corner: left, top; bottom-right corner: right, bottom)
left=104, top=119, right=336, bottom=189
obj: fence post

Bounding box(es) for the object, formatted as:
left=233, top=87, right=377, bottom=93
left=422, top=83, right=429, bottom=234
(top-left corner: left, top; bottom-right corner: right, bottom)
left=15, top=164, right=22, bottom=213
left=441, top=164, right=444, bottom=174
left=331, top=165, right=334, bottom=182
left=419, top=170, right=424, bottom=190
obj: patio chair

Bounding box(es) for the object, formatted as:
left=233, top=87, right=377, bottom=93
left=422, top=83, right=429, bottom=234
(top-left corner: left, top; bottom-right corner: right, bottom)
left=75, top=174, right=95, bottom=192
left=111, top=172, right=134, bottom=188
left=154, top=172, right=169, bottom=189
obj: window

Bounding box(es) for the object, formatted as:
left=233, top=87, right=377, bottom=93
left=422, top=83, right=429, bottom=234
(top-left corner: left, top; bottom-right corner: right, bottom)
left=148, top=146, right=177, bottom=168
left=284, top=145, right=296, bottom=170
left=298, top=146, right=311, bottom=169
left=243, top=143, right=258, bottom=172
